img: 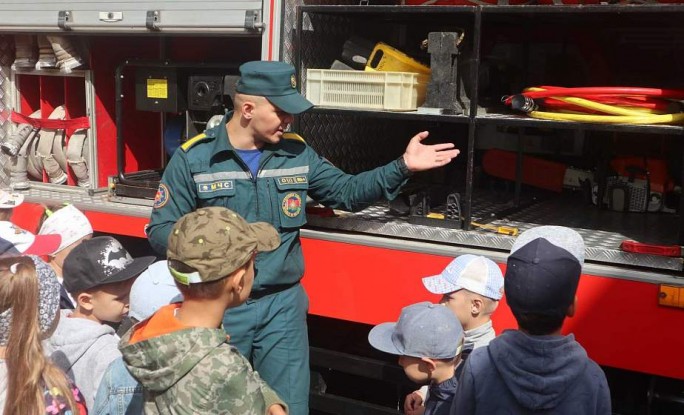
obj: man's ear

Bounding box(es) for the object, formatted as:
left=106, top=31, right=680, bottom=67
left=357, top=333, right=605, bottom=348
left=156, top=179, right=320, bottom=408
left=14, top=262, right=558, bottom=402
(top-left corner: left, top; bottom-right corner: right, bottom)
left=228, top=265, right=248, bottom=295
left=76, top=292, right=94, bottom=312
left=241, top=100, right=256, bottom=120
left=420, top=357, right=437, bottom=372
left=566, top=296, right=577, bottom=318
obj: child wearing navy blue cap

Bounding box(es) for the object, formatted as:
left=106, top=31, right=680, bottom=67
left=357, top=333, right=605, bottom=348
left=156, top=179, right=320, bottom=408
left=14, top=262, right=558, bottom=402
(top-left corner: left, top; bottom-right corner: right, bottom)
left=450, top=226, right=611, bottom=415
left=369, top=302, right=465, bottom=415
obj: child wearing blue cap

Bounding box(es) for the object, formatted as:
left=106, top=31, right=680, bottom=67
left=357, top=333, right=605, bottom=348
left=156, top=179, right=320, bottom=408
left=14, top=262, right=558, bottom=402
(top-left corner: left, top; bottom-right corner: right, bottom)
left=450, top=226, right=611, bottom=415
left=369, top=302, right=465, bottom=415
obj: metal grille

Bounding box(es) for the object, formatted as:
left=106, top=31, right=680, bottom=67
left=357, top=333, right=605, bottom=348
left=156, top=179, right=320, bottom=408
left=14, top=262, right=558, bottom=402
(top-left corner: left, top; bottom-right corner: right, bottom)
left=0, top=35, right=14, bottom=188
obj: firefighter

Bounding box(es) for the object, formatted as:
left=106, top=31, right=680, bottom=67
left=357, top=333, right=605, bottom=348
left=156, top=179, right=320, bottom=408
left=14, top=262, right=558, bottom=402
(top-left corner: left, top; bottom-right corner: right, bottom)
left=147, top=60, right=460, bottom=415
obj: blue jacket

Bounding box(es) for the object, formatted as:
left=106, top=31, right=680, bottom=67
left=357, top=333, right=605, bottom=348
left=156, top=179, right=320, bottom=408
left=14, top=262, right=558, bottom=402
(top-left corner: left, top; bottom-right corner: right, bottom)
left=93, top=357, right=143, bottom=415
left=450, top=330, right=611, bottom=415
left=147, top=113, right=410, bottom=291
left=425, top=375, right=458, bottom=415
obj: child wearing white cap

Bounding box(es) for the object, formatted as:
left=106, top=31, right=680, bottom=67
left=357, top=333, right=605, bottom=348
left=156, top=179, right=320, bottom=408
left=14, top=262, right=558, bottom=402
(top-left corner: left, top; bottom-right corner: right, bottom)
left=405, top=254, right=504, bottom=415
left=38, top=204, right=93, bottom=308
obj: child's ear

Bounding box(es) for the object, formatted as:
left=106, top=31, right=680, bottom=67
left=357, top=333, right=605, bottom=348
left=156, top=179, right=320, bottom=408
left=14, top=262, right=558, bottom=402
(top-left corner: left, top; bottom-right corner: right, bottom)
left=76, top=292, right=94, bottom=311
left=228, top=265, right=248, bottom=294
left=471, top=297, right=483, bottom=315
left=420, top=357, right=437, bottom=372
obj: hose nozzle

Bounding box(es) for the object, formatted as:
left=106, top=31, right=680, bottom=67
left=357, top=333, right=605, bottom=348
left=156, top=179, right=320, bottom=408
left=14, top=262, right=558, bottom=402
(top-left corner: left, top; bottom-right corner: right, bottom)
left=510, top=95, right=537, bottom=113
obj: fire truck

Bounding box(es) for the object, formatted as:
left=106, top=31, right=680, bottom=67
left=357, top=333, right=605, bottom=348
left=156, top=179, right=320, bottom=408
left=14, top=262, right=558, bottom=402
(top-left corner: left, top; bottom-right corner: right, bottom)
left=1, top=1, right=683, bottom=413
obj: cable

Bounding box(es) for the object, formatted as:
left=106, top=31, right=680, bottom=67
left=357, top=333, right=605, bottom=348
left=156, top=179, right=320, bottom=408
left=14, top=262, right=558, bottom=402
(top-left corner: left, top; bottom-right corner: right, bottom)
left=504, top=86, right=684, bottom=125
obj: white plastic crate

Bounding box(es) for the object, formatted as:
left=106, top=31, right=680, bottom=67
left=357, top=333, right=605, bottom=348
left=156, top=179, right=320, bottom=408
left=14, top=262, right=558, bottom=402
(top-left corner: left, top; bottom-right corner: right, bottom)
left=305, top=69, right=428, bottom=111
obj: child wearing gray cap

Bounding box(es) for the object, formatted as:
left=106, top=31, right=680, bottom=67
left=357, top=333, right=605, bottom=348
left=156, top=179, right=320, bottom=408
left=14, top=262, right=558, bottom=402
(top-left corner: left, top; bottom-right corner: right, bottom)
left=369, top=302, right=465, bottom=415
left=450, top=226, right=611, bottom=415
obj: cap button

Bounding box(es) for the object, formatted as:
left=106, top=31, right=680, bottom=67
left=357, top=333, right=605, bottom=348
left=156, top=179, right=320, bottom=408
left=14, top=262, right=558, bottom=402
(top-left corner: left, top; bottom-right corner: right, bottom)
left=225, top=226, right=231, bottom=232
left=533, top=257, right=540, bottom=264
left=198, top=210, right=206, bottom=216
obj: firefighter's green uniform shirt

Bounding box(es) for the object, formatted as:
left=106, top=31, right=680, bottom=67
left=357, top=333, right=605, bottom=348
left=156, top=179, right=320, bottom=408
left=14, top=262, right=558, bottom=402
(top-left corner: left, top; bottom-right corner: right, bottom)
left=147, top=112, right=411, bottom=292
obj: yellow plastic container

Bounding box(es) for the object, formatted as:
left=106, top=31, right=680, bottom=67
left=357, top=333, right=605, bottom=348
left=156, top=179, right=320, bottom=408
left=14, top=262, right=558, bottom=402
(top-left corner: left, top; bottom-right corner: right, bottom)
left=365, top=42, right=431, bottom=76
left=306, top=69, right=429, bottom=111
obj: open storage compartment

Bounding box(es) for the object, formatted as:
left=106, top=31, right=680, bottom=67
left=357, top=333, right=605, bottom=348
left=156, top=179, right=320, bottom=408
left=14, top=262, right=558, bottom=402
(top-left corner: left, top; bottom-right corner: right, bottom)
left=297, top=4, right=684, bottom=274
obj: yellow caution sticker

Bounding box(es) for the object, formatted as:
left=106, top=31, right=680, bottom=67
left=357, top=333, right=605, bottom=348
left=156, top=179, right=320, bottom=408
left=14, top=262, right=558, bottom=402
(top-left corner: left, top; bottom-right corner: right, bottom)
left=147, top=79, right=168, bottom=99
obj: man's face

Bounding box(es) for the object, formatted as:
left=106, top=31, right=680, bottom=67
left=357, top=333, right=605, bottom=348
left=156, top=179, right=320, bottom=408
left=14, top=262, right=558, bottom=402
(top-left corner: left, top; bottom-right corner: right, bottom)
left=251, top=98, right=294, bottom=145
left=90, top=278, right=135, bottom=323
left=398, top=355, right=430, bottom=384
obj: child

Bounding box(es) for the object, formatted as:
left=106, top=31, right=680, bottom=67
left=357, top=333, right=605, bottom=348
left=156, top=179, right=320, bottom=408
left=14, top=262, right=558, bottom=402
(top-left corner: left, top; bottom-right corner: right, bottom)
left=369, top=301, right=465, bottom=415
left=120, top=207, right=288, bottom=414
left=38, top=203, right=94, bottom=309
left=94, top=260, right=182, bottom=415
left=450, top=226, right=611, bottom=415
left=406, top=254, right=504, bottom=414
left=45, top=236, right=155, bottom=410
left=0, top=256, right=87, bottom=414
left=0, top=190, right=61, bottom=257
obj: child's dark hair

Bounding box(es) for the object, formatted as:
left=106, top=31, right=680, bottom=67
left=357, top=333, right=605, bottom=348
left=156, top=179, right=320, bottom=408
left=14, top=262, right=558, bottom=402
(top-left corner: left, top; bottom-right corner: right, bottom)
left=513, top=311, right=565, bottom=335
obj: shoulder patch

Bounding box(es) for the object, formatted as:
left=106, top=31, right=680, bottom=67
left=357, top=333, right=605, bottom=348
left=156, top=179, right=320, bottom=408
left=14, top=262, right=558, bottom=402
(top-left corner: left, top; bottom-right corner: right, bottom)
left=282, top=132, right=306, bottom=143
left=181, top=133, right=208, bottom=152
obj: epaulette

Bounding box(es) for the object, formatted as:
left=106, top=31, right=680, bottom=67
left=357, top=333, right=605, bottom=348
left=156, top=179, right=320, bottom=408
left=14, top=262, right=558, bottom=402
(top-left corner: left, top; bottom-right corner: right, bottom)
left=181, top=133, right=210, bottom=152
left=282, top=132, right=306, bottom=143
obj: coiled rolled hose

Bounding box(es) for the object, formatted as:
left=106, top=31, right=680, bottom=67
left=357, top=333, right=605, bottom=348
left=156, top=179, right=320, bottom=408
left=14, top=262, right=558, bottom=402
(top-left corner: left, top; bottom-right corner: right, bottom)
left=504, top=86, right=684, bottom=124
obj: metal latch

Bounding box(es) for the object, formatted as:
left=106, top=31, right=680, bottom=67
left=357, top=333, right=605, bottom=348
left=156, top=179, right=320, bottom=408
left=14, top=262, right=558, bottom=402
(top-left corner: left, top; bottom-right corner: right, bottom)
left=146, top=10, right=160, bottom=31
left=245, top=10, right=264, bottom=30
left=99, top=12, right=124, bottom=23
left=58, top=11, right=72, bottom=30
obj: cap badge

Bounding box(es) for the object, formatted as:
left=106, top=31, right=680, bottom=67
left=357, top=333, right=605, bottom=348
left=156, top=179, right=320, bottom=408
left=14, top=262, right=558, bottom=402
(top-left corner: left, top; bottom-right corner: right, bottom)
left=290, top=74, right=297, bottom=89
left=282, top=192, right=302, bottom=218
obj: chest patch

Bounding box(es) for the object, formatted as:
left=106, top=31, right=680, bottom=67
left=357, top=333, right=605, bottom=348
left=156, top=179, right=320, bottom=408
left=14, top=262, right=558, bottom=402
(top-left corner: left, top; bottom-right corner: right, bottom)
left=198, top=180, right=234, bottom=193
left=282, top=192, right=303, bottom=217
left=153, top=184, right=170, bottom=209
left=277, top=176, right=308, bottom=185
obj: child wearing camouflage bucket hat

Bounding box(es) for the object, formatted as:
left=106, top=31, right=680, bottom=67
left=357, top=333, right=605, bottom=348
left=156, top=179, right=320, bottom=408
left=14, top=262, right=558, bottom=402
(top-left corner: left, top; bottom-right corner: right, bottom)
left=0, top=256, right=87, bottom=415
left=121, top=207, right=287, bottom=415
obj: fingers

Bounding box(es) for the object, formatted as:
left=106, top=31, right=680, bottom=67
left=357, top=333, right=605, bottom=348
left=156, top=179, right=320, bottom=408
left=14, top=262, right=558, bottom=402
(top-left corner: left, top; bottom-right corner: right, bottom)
left=431, top=142, right=456, bottom=151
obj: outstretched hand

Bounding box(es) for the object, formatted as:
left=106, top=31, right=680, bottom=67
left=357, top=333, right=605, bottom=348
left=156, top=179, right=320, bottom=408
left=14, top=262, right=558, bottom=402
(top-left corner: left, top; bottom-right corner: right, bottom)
left=402, top=131, right=460, bottom=172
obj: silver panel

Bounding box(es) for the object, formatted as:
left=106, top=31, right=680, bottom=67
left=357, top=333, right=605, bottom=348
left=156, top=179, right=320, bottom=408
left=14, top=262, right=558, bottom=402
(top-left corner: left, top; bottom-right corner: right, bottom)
left=0, top=1, right=263, bottom=34
left=0, top=35, right=12, bottom=187
left=20, top=187, right=151, bottom=218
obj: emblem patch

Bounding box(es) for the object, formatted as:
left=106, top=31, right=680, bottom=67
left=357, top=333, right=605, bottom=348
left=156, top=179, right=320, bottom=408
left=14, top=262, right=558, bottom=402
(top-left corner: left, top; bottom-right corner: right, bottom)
left=290, top=74, right=297, bottom=89
left=282, top=192, right=302, bottom=217
left=153, top=184, right=170, bottom=209
left=198, top=180, right=234, bottom=193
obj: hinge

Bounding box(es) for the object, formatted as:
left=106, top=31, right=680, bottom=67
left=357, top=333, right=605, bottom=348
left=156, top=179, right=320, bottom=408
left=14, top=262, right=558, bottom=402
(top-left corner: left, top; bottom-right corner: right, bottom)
left=146, top=10, right=160, bottom=31
left=245, top=10, right=264, bottom=30
left=58, top=11, right=72, bottom=31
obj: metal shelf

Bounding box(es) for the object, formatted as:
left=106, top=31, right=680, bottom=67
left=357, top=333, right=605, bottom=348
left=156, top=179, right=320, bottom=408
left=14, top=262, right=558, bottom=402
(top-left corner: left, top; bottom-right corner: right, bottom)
left=475, top=113, right=684, bottom=136
left=307, top=107, right=470, bottom=124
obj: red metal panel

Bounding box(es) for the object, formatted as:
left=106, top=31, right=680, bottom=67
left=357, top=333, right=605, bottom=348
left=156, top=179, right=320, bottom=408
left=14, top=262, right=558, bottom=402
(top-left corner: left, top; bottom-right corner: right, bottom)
left=11, top=203, right=148, bottom=238
left=301, top=237, right=684, bottom=380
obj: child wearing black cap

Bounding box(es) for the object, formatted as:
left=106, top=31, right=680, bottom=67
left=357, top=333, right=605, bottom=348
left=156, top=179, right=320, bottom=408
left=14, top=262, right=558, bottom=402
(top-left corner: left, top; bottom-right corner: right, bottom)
left=450, top=226, right=611, bottom=415
left=44, top=236, right=155, bottom=410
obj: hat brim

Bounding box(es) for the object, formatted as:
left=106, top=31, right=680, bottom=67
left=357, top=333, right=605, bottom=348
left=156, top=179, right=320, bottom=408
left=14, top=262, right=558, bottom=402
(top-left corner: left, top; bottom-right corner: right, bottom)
left=267, top=93, right=314, bottom=115
left=368, top=322, right=402, bottom=355
left=100, top=256, right=157, bottom=287
left=422, top=274, right=462, bottom=295
left=249, top=222, right=281, bottom=252
left=0, top=193, right=24, bottom=209
left=24, top=234, right=61, bottom=256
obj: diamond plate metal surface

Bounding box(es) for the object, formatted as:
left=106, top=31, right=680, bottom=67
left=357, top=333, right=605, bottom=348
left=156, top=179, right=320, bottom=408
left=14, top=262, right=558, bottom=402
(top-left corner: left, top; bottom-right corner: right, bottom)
left=306, top=194, right=683, bottom=272
left=21, top=187, right=152, bottom=218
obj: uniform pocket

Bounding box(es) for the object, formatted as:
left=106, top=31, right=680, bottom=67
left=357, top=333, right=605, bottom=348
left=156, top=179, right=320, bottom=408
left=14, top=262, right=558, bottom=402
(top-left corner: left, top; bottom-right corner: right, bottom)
left=274, top=179, right=308, bottom=229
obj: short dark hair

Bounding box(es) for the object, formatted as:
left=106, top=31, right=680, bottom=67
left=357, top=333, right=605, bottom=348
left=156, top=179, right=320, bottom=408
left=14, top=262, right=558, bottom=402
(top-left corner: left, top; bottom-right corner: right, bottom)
left=169, top=260, right=229, bottom=300
left=513, top=311, right=565, bottom=335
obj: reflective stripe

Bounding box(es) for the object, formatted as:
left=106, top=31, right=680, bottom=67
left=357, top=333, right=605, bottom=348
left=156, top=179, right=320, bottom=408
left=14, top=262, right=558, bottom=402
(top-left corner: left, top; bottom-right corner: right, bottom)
left=193, top=171, right=250, bottom=181
left=258, top=166, right=309, bottom=178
